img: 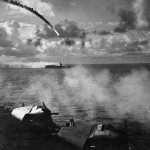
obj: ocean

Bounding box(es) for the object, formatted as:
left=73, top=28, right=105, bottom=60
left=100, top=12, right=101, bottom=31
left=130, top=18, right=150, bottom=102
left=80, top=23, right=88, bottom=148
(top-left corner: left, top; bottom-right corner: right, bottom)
left=0, top=64, right=150, bottom=146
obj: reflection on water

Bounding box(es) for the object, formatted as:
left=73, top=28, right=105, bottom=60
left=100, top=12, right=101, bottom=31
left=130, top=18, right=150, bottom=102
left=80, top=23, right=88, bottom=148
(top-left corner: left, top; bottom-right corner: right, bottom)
left=0, top=64, right=150, bottom=138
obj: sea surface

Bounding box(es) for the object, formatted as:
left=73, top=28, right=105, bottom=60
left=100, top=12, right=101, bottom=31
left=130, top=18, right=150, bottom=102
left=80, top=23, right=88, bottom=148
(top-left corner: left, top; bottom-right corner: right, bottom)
left=0, top=63, right=150, bottom=139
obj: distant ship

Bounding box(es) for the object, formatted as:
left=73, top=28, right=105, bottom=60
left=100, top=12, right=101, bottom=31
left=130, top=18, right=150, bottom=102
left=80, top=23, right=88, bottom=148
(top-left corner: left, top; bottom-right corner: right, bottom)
left=45, top=62, right=72, bottom=69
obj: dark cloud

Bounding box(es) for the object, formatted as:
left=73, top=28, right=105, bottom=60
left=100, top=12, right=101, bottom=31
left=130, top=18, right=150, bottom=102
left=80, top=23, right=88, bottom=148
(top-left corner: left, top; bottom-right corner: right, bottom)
left=60, top=38, right=75, bottom=46
left=94, top=30, right=112, bottom=35
left=114, top=9, right=136, bottom=32
left=26, top=38, right=42, bottom=47
left=114, top=0, right=150, bottom=32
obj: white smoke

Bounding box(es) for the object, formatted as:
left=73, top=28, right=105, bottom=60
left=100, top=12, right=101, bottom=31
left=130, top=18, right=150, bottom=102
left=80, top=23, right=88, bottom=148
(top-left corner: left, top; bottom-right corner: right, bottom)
left=0, top=65, right=150, bottom=124
left=112, top=69, right=150, bottom=119
left=22, top=66, right=150, bottom=123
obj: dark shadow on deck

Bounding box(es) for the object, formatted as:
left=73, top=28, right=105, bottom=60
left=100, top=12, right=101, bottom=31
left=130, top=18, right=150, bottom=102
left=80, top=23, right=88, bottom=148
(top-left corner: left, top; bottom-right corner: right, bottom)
left=0, top=106, right=78, bottom=150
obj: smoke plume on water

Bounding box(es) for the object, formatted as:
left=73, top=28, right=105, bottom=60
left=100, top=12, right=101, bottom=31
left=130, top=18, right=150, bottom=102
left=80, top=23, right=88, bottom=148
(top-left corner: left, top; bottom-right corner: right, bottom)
left=22, top=66, right=150, bottom=123
left=23, top=72, right=76, bottom=115
left=112, top=69, right=150, bottom=121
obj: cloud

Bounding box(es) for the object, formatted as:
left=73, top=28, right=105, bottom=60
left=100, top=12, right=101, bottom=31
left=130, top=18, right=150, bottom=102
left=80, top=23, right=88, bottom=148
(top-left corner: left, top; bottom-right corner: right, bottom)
left=70, top=2, right=77, bottom=7
left=0, top=21, right=40, bottom=60
left=5, top=0, right=55, bottom=17
left=26, top=38, right=42, bottom=47
left=0, top=21, right=90, bottom=63
left=79, top=21, right=103, bottom=30
left=0, top=47, right=38, bottom=58
left=17, top=22, right=150, bottom=58
left=36, top=20, right=83, bottom=38
left=19, top=23, right=36, bottom=39
left=0, top=27, right=13, bottom=48
left=3, top=20, right=20, bottom=41
left=107, top=22, right=119, bottom=26
left=0, top=19, right=150, bottom=65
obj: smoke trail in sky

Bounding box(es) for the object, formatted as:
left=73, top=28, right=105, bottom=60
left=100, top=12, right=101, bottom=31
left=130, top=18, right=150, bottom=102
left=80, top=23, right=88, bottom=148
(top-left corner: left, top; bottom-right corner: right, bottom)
left=1, top=0, right=60, bottom=36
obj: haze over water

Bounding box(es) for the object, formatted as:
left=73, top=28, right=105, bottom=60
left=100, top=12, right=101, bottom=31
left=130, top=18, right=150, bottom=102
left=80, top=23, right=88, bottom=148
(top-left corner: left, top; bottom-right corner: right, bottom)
left=0, top=64, right=150, bottom=138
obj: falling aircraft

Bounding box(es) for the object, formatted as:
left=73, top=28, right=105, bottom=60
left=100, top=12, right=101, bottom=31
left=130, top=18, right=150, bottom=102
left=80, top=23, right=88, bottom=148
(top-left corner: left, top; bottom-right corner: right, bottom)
left=1, top=0, right=60, bottom=36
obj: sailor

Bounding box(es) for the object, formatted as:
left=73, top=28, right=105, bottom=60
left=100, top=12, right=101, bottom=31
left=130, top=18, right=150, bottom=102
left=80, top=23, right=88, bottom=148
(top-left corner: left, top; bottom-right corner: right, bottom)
left=22, top=103, right=25, bottom=107
left=101, top=124, right=105, bottom=131
left=69, top=118, right=75, bottom=126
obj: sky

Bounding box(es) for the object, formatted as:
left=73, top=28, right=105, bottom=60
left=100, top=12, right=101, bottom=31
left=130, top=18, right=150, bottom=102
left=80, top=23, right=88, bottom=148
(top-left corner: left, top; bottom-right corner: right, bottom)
left=0, top=0, right=131, bottom=23
left=0, top=0, right=150, bottom=67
